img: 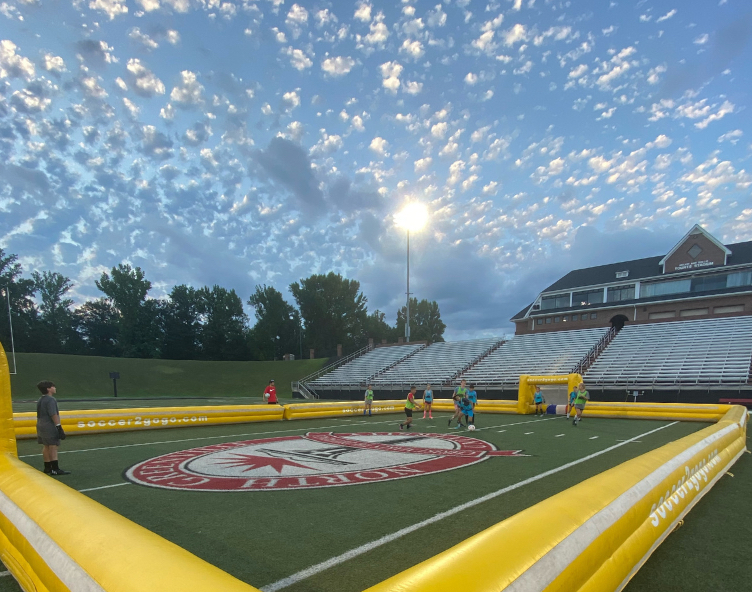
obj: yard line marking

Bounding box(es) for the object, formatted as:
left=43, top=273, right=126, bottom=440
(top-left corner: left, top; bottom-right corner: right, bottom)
left=78, top=483, right=131, bottom=493
left=259, top=421, right=679, bottom=592
left=0, top=571, right=11, bottom=577
left=589, top=436, right=599, bottom=440
left=616, top=439, right=642, bottom=443
left=498, top=430, right=506, bottom=433
left=524, top=432, right=534, bottom=435
left=555, top=434, right=565, bottom=438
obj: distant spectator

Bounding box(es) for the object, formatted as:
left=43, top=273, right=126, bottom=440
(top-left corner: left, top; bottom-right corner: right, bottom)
left=422, top=384, right=433, bottom=419
left=534, top=386, right=546, bottom=416
left=364, top=384, right=374, bottom=416
left=36, top=381, right=70, bottom=476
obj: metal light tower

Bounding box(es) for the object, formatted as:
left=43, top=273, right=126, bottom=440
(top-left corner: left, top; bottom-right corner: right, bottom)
left=395, top=203, right=428, bottom=343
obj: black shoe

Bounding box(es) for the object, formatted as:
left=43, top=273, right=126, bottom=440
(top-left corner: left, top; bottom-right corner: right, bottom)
left=43, top=468, right=52, bottom=474
left=448, top=419, right=452, bottom=426
left=50, top=469, right=71, bottom=475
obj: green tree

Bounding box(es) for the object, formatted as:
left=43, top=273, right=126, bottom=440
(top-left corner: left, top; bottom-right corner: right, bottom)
left=0, top=248, right=42, bottom=353
left=95, top=264, right=161, bottom=357
left=290, top=272, right=368, bottom=357
left=363, top=309, right=398, bottom=345
left=75, top=299, right=121, bottom=357
left=31, top=271, right=76, bottom=353
left=396, top=298, right=446, bottom=343
left=199, top=285, right=249, bottom=360
left=247, top=285, right=301, bottom=360
left=162, top=285, right=203, bottom=360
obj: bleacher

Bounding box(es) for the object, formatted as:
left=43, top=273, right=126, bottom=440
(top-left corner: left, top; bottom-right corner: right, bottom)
left=371, top=338, right=502, bottom=386
left=308, top=344, right=423, bottom=388
left=459, top=328, right=609, bottom=387
left=584, top=317, right=752, bottom=387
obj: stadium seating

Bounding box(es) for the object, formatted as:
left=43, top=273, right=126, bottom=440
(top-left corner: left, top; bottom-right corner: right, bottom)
left=584, top=317, right=752, bottom=386
left=371, top=338, right=502, bottom=386
left=459, top=328, right=609, bottom=387
left=309, top=344, right=424, bottom=388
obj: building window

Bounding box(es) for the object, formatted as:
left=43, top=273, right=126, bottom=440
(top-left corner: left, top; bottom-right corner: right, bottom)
left=572, top=315, right=579, bottom=321
left=648, top=311, right=676, bottom=320
left=537, top=318, right=543, bottom=325
left=607, top=284, right=635, bottom=303
left=545, top=317, right=552, bottom=324
left=590, top=313, right=597, bottom=320
left=714, top=304, right=744, bottom=314
left=573, top=289, right=604, bottom=306
left=541, top=294, right=570, bottom=310
left=728, top=271, right=752, bottom=288
left=615, top=270, right=630, bottom=279
left=642, top=270, right=752, bottom=299
left=554, top=316, right=560, bottom=323
left=642, top=279, right=691, bottom=298
left=680, top=308, right=709, bottom=317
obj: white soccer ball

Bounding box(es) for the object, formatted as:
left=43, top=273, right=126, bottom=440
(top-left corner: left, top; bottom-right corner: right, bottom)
left=468, top=424, right=476, bottom=431
left=264, top=393, right=270, bottom=400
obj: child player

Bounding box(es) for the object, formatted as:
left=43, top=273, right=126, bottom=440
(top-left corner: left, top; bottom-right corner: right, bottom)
left=467, top=383, right=478, bottom=425
left=422, top=384, right=433, bottom=419
left=572, top=382, right=589, bottom=426
left=454, top=392, right=474, bottom=429
left=364, top=384, right=374, bottom=416
left=400, top=386, right=422, bottom=430
left=533, top=385, right=546, bottom=416
left=448, top=379, right=469, bottom=427
left=568, top=387, right=578, bottom=419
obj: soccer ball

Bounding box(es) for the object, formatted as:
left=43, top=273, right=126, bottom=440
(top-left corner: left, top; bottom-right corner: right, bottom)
left=264, top=393, right=270, bottom=400
left=468, top=424, right=476, bottom=431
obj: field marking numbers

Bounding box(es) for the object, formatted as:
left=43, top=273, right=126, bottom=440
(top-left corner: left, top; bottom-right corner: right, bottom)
left=78, top=483, right=131, bottom=493
left=259, top=421, right=679, bottom=592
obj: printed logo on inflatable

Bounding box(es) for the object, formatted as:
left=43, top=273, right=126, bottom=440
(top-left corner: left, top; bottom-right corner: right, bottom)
left=125, top=432, right=526, bottom=491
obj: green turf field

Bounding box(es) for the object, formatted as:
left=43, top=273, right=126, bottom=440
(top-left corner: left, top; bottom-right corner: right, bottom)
left=9, top=411, right=749, bottom=592
left=8, top=353, right=327, bottom=401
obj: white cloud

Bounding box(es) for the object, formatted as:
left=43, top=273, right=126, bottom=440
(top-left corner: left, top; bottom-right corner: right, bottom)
left=482, top=181, right=499, bottom=195
left=136, top=0, right=160, bottom=12
left=309, top=132, right=343, bottom=157
left=351, top=115, right=365, bottom=131
left=694, top=34, right=709, bottom=45
left=568, top=64, right=588, bottom=79
left=380, top=61, right=403, bottom=93
left=354, top=2, right=372, bottom=23
left=431, top=122, right=448, bottom=138
left=502, top=24, right=527, bottom=46
left=656, top=9, right=677, bottom=23
left=472, top=30, right=496, bottom=54
left=123, top=97, right=140, bottom=118
left=400, top=39, right=425, bottom=60
left=403, top=80, right=423, bottom=94
left=10, top=89, right=51, bottom=112
left=0, top=40, right=35, bottom=80
left=89, top=0, right=128, bottom=20
left=414, top=157, right=432, bottom=172
left=718, top=129, right=742, bottom=144
left=163, top=0, right=191, bottom=13
left=365, top=17, right=389, bottom=46
left=81, top=76, right=108, bottom=99
left=170, top=71, right=204, bottom=105
left=282, top=90, right=301, bottom=110
left=128, top=28, right=159, bottom=50
left=321, top=56, right=356, bottom=76
left=283, top=47, right=313, bottom=70
left=464, top=72, right=478, bottom=85
left=286, top=4, right=309, bottom=38
left=427, top=5, right=447, bottom=27
left=695, top=100, right=734, bottom=129
left=647, top=64, right=666, bottom=84
left=127, top=59, right=166, bottom=96
left=43, top=53, right=66, bottom=73
left=369, top=136, right=389, bottom=155
left=159, top=103, right=175, bottom=119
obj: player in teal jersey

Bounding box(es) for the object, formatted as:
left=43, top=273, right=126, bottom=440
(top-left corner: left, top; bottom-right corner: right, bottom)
left=533, top=386, right=546, bottom=416
left=455, top=395, right=474, bottom=429
left=422, top=384, right=433, bottom=419
left=467, top=384, right=478, bottom=425
left=568, top=388, right=578, bottom=418
left=363, top=384, right=374, bottom=416
left=449, top=379, right=469, bottom=427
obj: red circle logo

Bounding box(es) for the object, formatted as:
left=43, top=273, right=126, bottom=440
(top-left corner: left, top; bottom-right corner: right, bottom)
left=125, top=432, right=526, bottom=491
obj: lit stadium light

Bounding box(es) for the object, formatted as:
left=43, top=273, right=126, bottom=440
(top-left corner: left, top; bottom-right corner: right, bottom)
left=395, top=202, right=428, bottom=232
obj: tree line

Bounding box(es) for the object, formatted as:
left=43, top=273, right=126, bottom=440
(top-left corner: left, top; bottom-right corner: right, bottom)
left=0, top=248, right=445, bottom=361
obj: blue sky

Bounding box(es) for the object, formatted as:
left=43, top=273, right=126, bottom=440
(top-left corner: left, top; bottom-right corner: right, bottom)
left=1, top=0, right=750, bottom=339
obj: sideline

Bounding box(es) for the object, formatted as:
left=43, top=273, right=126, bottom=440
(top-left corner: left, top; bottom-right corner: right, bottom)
left=259, top=421, right=679, bottom=592
left=17, top=415, right=559, bottom=459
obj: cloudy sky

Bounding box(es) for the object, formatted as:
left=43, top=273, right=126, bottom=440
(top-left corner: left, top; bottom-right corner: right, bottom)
left=1, top=0, right=751, bottom=339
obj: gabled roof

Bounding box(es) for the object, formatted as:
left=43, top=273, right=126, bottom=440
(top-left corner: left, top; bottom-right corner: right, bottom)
left=659, top=224, right=731, bottom=270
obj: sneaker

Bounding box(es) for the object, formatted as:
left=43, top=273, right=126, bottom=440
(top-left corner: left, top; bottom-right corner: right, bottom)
left=406, top=424, right=412, bottom=430
left=399, top=423, right=404, bottom=430
left=572, top=419, right=577, bottom=426
left=448, top=419, right=452, bottom=427
left=50, top=469, right=71, bottom=475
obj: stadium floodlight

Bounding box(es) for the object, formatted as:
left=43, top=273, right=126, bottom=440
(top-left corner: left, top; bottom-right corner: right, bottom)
left=394, top=203, right=429, bottom=342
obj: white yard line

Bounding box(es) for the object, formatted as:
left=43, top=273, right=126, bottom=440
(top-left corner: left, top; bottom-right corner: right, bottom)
left=589, top=436, right=599, bottom=440
left=555, top=434, right=565, bottom=438
left=259, top=422, right=679, bottom=592
left=78, top=483, right=131, bottom=493
left=0, top=571, right=11, bottom=577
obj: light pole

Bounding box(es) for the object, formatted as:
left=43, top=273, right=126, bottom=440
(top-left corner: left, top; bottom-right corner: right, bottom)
left=290, top=312, right=302, bottom=360
left=2, top=286, right=17, bottom=374
left=395, top=203, right=428, bottom=343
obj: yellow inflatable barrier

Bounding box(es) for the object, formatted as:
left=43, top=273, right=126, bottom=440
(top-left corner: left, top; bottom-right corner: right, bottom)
left=518, top=373, right=582, bottom=414
left=283, top=400, right=406, bottom=420
left=13, top=404, right=284, bottom=439
left=365, top=404, right=747, bottom=592
left=581, top=401, right=731, bottom=422
left=430, top=399, right=517, bottom=414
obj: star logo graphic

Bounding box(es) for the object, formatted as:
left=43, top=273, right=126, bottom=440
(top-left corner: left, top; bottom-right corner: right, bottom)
left=214, top=453, right=313, bottom=474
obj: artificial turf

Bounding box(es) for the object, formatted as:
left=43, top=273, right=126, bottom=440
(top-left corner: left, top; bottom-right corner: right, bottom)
left=13, top=412, right=726, bottom=592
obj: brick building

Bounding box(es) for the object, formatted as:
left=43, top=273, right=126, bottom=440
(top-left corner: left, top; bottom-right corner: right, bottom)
left=512, top=224, right=752, bottom=335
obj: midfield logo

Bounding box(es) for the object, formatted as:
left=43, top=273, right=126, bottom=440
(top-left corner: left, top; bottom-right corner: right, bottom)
left=125, top=432, right=527, bottom=491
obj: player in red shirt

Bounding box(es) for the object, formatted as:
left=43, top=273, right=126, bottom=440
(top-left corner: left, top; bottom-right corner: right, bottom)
left=263, top=379, right=277, bottom=404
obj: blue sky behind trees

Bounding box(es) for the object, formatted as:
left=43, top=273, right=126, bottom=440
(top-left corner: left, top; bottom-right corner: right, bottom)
left=1, top=0, right=750, bottom=339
